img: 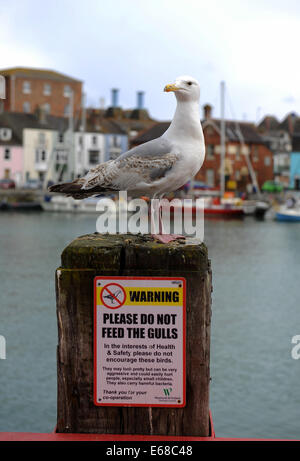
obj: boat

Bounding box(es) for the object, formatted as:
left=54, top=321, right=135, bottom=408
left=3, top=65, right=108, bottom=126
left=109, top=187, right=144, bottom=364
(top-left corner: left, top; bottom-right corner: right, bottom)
left=0, top=200, right=42, bottom=211
left=204, top=204, right=244, bottom=217
left=41, top=195, right=128, bottom=214
left=276, top=206, right=300, bottom=222
left=253, top=201, right=270, bottom=219
left=242, top=200, right=270, bottom=218
left=162, top=197, right=244, bottom=218
left=204, top=197, right=244, bottom=218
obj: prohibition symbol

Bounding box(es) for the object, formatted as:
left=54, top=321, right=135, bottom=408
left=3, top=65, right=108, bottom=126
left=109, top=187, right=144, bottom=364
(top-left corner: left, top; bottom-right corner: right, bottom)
left=100, top=283, right=126, bottom=309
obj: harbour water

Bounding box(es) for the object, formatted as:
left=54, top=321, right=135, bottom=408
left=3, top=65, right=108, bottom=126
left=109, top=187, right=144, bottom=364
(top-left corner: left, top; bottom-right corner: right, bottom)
left=0, top=211, right=299, bottom=438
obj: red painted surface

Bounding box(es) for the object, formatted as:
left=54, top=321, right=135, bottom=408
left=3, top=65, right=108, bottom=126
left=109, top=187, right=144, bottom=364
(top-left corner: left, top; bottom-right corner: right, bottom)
left=0, top=414, right=296, bottom=441
left=0, top=433, right=296, bottom=441
left=0, top=433, right=214, bottom=442
left=204, top=207, right=244, bottom=217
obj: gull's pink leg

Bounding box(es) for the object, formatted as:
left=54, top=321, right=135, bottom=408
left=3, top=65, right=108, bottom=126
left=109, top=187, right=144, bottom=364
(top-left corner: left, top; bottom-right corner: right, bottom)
left=151, top=198, right=185, bottom=244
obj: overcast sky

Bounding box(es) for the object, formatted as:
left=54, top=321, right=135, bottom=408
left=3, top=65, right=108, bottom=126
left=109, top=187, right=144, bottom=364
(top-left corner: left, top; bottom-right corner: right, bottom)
left=1, top=0, right=299, bottom=123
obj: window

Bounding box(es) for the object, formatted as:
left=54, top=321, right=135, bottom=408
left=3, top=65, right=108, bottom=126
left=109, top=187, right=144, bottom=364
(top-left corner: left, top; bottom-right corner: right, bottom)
left=264, top=156, right=271, bottom=166
left=39, top=132, right=45, bottom=144
left=130, top=130, right=138, bottom=137
left=78, top=135, right=83, bottom=146
left=64, top=85, right=72, bottom=97
left=4, top=148, right=10, bottom=160
left=23, top=101, right=31, bottom=113
left=35, top=148, right=47, bottom=162
left=89, top=150, right=99, bottom=165
left=59, top=133, right=64, bottom=143
left=64, top=104, right=70, bottom=116
left=235, top=170, right=241, bottom=181
left=0, top=128, right=12, bottom=141
left=92, top=136, right=97, bottom=146
left=206, top=144, right=214, bottom=158
left=0, top=75, right=5, bottom=99
left=55, top=149, right=68, bottom=163
left=206, top=169, right=214, bottom=186
left=44, top=83, right=51, bottom=95
left=113, top=136, right=120, bottom=147
left=44, top=103, right=51, bottom=114
left=236, top=145, right=241, bottom=160
left=253, top=146, right=259, bottom=162
left=110, top=135, right=121, bottom=148
left=22, top=81, right=31, bottom=94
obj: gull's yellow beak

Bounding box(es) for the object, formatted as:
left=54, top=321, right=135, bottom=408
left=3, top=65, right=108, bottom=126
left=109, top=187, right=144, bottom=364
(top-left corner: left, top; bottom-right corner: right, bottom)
left=164, top=83, right=180, bottom=92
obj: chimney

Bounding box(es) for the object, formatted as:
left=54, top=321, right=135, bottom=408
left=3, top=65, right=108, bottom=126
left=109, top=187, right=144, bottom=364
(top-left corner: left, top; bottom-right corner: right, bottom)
left=137, top=91, right=145, bottom=109
left=111, top=88, right=119, bottom=108
left=203, top=104, right=212, bottom=120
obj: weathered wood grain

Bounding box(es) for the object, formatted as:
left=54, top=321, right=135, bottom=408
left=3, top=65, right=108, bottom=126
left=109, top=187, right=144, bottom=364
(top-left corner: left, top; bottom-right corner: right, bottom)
left=56, top=234, right=212, bottom=436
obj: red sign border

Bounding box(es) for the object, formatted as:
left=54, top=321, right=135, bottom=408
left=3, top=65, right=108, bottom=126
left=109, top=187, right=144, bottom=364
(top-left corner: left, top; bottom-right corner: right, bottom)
left=94, top=276, right=186, bottom=408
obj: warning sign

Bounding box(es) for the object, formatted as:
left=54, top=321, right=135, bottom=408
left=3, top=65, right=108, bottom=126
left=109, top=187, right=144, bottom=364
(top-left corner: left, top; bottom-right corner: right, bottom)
left=94, top=276, right=186, bottom=407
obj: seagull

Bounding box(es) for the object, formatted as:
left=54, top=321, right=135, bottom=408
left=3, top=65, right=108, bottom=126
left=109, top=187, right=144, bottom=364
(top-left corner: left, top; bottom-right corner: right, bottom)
left=49, top=75, right=205, bottom=243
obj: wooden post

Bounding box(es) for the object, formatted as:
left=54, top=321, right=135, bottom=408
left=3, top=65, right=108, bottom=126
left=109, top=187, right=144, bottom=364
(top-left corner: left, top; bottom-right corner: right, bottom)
left=56, top=233, right=212, bottom=436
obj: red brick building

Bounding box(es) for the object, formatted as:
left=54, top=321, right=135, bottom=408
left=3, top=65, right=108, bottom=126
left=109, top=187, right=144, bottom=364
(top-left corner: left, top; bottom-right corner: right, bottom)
left=199, top=108, right=274, bottom=191
left=0, top=67, right=82, bottom=118
left=131, top=105, right=274, bottom=192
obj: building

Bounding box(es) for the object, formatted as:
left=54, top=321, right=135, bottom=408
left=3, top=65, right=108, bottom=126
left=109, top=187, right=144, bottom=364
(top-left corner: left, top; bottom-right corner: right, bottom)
left=79, top=109, right=128, bottom=167
left=0, top=110, right=69, bottom=185
left=87, top=89, right=157, bottom=142
left=200, top=106, right=273, bottom=191
left=290, top=135, right=300, bottom=190
left=132, top=105, right=274, bottom=192
left=0, top=82, right=158, bottom=186
left=0, top=105, right=130, bottom=186
left=0, top=67, right=82, bottom=118
left=257, top=114, right=293, bottom=185
left=74, top=120, right=128, bottom=178
left=0, top=117, right=23, bottom=185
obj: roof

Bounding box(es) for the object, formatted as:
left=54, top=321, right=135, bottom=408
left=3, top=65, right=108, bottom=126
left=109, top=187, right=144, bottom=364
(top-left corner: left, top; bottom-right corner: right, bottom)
left=0, top=67, right=82, bottom=83
left=279, top=112, right=298, bottom=134
left=132, top=122, right=170, bottom=144
left=132, top=119, right=264, bottom=145
left=206, top=119, right=263, bottom=144
left=292, top=118, right=300, bottom=135
left=85, top=107, right=157, bottom=136
left=77, top=112, right=128, bottom=135
left=0, top=112, right=69, bottom=144
left=257, top=115, right=280, bottom=133
left=292, top=135, right=300, bottom=151
left=112, top=118, right=157, bottom=136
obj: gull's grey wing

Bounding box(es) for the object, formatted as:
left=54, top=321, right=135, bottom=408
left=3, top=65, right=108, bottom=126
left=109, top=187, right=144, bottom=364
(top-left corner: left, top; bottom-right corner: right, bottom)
left=82, top=136, right=178, bottom=190
left=117, top=136, right=173, bottom=161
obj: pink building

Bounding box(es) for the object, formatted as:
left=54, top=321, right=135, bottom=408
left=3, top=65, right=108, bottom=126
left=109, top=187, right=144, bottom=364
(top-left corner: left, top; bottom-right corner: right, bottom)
left=0, top=124, right=23, bottom=185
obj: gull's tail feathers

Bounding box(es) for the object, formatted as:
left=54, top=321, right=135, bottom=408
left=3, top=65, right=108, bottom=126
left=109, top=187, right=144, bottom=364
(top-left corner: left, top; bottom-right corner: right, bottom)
left=48, top=180, right=115, bottom=200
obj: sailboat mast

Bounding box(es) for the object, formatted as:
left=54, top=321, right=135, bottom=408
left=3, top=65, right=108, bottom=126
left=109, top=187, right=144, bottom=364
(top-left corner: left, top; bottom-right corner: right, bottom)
left=220, top=81, right=226, bottom=198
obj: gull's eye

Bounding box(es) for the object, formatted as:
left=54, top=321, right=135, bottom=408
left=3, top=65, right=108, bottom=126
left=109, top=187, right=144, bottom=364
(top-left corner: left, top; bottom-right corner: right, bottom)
left=187, top=81, right=192, bottom=86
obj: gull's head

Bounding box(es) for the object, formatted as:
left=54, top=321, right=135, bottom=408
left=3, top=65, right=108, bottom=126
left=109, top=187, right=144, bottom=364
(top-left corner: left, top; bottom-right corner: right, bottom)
left=164, top=75, right=200, bottom=102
